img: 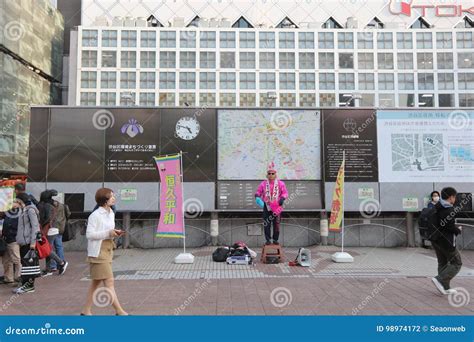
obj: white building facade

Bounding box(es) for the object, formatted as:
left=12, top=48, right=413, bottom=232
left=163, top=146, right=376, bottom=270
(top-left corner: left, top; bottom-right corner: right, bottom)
left=69, top=0, right=474, bottom=107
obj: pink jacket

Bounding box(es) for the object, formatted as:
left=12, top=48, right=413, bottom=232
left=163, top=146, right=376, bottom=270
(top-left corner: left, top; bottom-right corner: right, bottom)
left=255, top=179, right=288, bottom=214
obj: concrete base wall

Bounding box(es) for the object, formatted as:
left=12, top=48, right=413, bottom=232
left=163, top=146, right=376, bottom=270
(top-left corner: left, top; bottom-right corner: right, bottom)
left=63, top=215, right=474, bottom=251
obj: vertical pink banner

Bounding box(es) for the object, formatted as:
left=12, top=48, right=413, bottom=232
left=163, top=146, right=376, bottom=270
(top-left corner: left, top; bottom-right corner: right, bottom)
left=154, top=154, right=184, bottom=238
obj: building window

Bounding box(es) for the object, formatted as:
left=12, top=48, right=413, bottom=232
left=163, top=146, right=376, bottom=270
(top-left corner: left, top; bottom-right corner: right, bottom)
left=438, top=94, right=454, bottom=107
left=379, top=94, right=395, bottom=107
left=338, top=73, right=355, bottom=90
left=220, top=52, right=235, bottom=68
left=279, top=52, right=295, bottom=69
left=120, top=92, right=136, bottom=106
left=199, top=72, right=216, bottom=89
left=240, top=52, right=256, bottom=69
left=458, top=73, right=474, bottom=90
left=437, top=53, right=453, bottom=69
left=459, top=94, right=474, bottom=107
left=220, top=93, right=236, bottom=106
left=82, top=50, right=97, bottom=67
left=220, top=31, right=235, bottom=48
left=179, top=72, right=196, bottom=89
left=220, top=72, right=236, bottom=89
left=200, top=31, right=216, bottom=48
left=121, top=30, right=137, bottom=47
left=159, top=93, right=175, bottom=106
left=319, top=52, right=334, bottom=69
left=82, top=30, right=98, bottom=47
left=120, top=51, right=136, bottom=68
left=140, top=72, right=155, bottom=89
left=100, top=92, right=116, bottom=106
left=378, top=73, right=394, bottom=90
left=179, top=93, right=195, bottom=106
left=399, top=94, right=415, bottom=107
left=140, top=31, right=156, bottom=47
left=397, top=53, right=413, bottom=69
left=120, top=72, right=136, bottom=89
left=358, top=73, right=374, bottom=90
left=416, top=32, right=432, bottom=49
left=357, top=32, right=373, bottom=49
left=458, top=52, right=474, bottom=68
left=319, top=73, right=335, bottom=90
left=160, top=31, right=176, bottom=48
left=358, top=53, right=374, bottom=69
left=338, top=32, right=353, bottom=49
left=377, top=32, right=393, bottom=49
left=280, top=93, right=296, bottom=107
left=260, top=72, right=276, bottom=89
left=259, top=52, right=275, bottom=69
left=240, top=32, right=255, bottom=48
left=233, top=16, right=253, bottom=28
left=397, top=32, right=412, bottom=49
left=417, top=53, right=433, bottom=69
left=339, top=94, right=355, bottom=107
left=318, top=32, right=334, bottom=49
left=200, top=52, right=216, bottom=68
left=299, top=93, right=316, bottom=107
left=436, top=32, right=452, bottom=49
left=279, top=32, right=295, bottom=49
left=438, top=73, right=454, bottom=90
left=81, top=71, right=97, bottom=88
left=299, top=73, right=315, bottom=90
left=456, top=32, right=473, bottom=48
left=139, top=93, right=155, bottom=106
left=102, top=30, right=117, bottom=47
left=80, top=92, right=96, bottom=106
left=159, top=51, right=176, bottom=68
left=320, top=93, right=336, bottom=107
left=418, top=73, right=434, bottom=90
left=180, top=51, right=196, bottom=68
left=199, top=93, right=216, bottom=106
left=259, top=32, right=275, bottom=48
left=398, top=73, right=414, bottom=90
left=239, top=72, right=256, bottom=89
left=159, top=72, right=175, bottom=89
left=280, top=73, right=295, bottom=90
left=101, top=51, right=116, bottom=68
left=101, top=71, right=116, bottom=89
left=339, top=53, right=354, bottom=69
left=239, top=93, right=256, bottom=106
left=180, top=31, right=196, bottom=48
left=418, top=94, right=434, bottom=107
left=360, top=94, right=375, bottom=107
left=299, top=52, right=315, bottom=69
left=140, top=51, right=156, bottom=68
left=298, top=32, right=314, bottom=49
left=377, top=53, right=394, bottom=69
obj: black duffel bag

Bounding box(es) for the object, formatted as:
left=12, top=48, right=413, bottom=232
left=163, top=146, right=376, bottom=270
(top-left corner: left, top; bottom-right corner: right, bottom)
left=212, top=247, right=230, bottom=262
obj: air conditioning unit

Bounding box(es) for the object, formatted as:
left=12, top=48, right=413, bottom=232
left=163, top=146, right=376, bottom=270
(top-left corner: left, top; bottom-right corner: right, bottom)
left=112, top=16, right=124, bottom=27
left=173, top=17, right=185, bottom=27
left=94, top=16, right=109, bottom=26
left=346, top=17, right=358, bottom=29
left=220, top=18, right=231, bottom=27
left=135, top=17, right=147, bottom=27
left=267, top=92, right=277, bottom=99
left=124, top=16, right=135, bottom=27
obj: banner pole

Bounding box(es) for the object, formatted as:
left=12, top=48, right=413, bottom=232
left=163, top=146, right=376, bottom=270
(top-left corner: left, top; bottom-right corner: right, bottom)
left=341, top=150, right=345, bottom=254
left=180, top=150, right=186, bottom=254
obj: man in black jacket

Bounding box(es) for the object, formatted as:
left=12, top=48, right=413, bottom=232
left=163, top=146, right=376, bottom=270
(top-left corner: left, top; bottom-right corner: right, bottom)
left=431, top=187, right=463, bottom=295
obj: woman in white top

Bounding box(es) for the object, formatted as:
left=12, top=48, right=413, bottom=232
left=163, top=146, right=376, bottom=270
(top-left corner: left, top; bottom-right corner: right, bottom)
left=81, top=188, right=128, bottom=315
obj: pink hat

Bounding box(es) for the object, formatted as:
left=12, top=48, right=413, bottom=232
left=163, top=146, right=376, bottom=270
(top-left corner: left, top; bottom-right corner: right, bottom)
left=267, top=162, right=276, bottom=173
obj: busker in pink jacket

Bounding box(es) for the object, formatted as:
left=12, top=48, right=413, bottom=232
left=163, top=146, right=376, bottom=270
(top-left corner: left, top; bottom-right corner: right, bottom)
left=254, top=162, right=289, bottom=245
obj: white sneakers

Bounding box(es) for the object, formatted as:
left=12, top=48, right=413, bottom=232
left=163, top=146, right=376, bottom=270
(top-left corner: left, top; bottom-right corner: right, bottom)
left=431, top=277, right=457, bottom=295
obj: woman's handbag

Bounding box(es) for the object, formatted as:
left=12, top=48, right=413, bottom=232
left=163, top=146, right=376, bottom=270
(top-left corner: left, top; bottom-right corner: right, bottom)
left=35, top=232, right=51, bottom=259
left=21, top=249, right=41, bottom=278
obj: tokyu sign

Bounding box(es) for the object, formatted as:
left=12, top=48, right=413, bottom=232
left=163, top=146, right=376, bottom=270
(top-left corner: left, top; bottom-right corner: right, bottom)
left=389, top=0, right=474, bottom=17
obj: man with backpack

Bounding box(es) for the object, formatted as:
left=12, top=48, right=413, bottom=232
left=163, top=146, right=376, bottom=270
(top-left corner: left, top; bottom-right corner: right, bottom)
left=430, top=187, right=463, bottom=295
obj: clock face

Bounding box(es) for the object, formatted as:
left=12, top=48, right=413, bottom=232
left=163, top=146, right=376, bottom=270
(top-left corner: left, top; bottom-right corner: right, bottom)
left=175, top=116, right=200, bottom=140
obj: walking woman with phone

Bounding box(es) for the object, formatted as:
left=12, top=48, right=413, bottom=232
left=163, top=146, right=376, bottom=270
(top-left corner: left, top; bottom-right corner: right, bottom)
left=81, top=188, right=128, bottom=315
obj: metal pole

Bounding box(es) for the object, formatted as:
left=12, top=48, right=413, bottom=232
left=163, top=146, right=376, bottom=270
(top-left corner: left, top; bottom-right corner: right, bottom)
left=406, top=211, right=415, bottom=247
left=123, top=212, right=131, bottom=249
left=180, top=151, right=186, bottom=254
left=341, top=150, right=345, bottom=253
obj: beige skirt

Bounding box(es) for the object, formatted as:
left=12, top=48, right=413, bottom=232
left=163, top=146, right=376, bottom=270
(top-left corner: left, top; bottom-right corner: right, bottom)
left=88, top=239, right=115, bottom=280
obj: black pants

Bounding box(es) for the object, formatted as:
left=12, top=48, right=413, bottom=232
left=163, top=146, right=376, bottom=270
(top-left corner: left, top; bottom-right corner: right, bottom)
left=431, top=239, right=462, bottom=290
left=20, top=245, right=35, bottom=289
left=263, top=206, right=281, bottom=242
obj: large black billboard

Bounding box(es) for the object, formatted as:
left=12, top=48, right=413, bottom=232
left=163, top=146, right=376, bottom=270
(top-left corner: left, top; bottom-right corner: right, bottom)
left=160, top=108, right=217, bottom=181
left=322, top=109, right=378, bottom=182
left=104, top=108, right=160, bottom=182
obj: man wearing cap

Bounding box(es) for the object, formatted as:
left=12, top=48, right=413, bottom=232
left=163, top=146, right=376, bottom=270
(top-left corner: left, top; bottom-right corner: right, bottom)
left=255, top=162, right=288, bottom=245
